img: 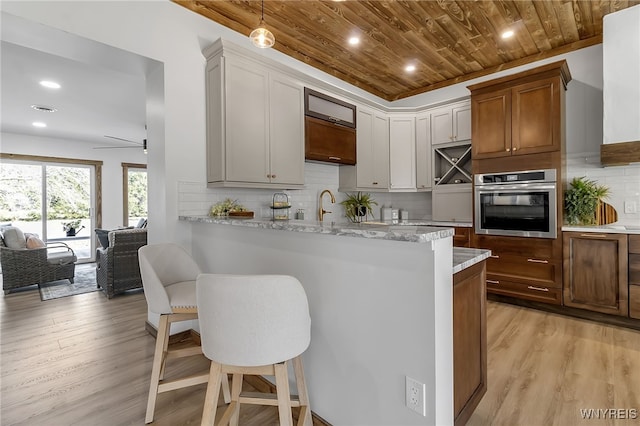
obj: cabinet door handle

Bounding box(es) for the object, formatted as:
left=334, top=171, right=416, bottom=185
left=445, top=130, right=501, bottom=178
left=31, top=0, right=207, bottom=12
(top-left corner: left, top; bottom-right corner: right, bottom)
left=527, top=258, right=549, bottom=264
left=267, top=174, right=272, bottom=178
left=580, top=233, right=608, bottom=238
left=328, top=116, right=339, bottom=122
left=513, top=147, right=518, bottom=151
left=372, top=182, right=378, bottom=185
left=271, top=174, right=276, bottom=179
left=487, top=279, right=500, bottom=284
left=490, top=255, right=500, bottom=259
left=527, top=285, right=549, bottom=292
left=328, top=156, right=341, bottom=161
left=506, top=148, right=511, bottom=152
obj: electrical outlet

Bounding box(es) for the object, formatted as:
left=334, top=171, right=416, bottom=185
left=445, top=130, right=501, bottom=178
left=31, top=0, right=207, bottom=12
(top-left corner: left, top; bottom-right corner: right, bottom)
left=405, top=376, right=426, bottom=416
left=624, top=201, right=637, bottom=214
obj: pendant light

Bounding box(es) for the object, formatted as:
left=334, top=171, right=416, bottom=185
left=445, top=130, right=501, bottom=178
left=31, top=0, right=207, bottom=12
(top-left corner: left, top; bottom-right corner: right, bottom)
left=249, top=0, right=275, bottom=49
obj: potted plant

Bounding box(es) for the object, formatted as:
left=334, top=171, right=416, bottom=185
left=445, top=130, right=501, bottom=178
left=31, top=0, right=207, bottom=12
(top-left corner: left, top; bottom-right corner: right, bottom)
left=209, top=198, right=247, bottom=217
left=62, top=219, right=84, bottom=236
left=340, top=192, right=377, bottom=223
left=564, top=177, right=610, bottom=225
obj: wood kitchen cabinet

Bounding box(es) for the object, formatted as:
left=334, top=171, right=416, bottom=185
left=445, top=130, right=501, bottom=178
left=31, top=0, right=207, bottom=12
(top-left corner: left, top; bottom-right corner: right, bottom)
left=563, top=232, right=628, bottom=316
left=431, top=101, right=471, bottom=146
left=627, top=235, right=640, bottom=319
left=474, top=235, right=562, bottom=305
left=469, top=61, right=571, bottom=160
left=453, top=260, right=487, bottom=426
left=204, top=41, right=304, bottom=188
left=389, top=115, right=416, bottom=191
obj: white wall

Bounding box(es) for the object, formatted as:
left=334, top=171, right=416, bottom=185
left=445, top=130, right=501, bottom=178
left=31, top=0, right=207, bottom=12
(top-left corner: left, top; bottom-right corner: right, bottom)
left=1, top=131, right=147, bottom=229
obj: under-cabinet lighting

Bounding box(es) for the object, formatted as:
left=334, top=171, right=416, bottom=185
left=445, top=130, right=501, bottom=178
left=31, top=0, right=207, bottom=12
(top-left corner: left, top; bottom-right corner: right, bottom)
left=32, top=122, right=47, bottom=128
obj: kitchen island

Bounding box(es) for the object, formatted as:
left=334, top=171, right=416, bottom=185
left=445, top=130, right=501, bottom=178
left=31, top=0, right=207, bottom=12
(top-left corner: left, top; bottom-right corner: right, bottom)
left=180, top=216, right=489, bottom=425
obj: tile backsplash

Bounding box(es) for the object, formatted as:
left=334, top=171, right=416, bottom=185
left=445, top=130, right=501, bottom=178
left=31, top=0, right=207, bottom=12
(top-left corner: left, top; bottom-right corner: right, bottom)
left=178, top=162, right=432, bottom=222
left=566, top=151, right=640, bottom=226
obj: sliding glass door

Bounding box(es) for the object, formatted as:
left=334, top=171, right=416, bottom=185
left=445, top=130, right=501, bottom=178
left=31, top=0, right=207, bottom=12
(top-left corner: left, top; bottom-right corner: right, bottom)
left=0, top=159, right=97, bottom=263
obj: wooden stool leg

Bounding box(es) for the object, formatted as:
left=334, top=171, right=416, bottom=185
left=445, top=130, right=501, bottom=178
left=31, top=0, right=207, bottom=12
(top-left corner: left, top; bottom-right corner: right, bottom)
left=222, top=373, right=231, bottom=403
left=145, top=314, right=170, bottom=424
left=201, top=361, right=223, bottom=426
left=292, top=356, right=312, bottom=426
left=229, top=373, right=243, bottom=426
left=274, top=361, right=293, bottom=426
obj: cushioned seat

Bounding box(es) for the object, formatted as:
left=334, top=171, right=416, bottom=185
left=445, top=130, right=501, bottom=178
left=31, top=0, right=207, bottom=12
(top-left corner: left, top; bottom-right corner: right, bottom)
left=0, top=226, right=76, bottom=293
left=96, top=228, right=147, bottom=298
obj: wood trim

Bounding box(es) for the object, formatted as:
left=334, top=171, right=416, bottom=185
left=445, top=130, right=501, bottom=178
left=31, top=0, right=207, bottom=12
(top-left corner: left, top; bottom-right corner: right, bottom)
left=600, top=140, right=640, bottom=166
left=0, top=152, right=103, bottom=228
left=468, top=60, right=572, bottom=93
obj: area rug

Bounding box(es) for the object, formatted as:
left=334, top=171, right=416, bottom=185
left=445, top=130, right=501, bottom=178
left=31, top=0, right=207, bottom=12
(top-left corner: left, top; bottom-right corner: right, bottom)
left=39, top=265, right=100, bottom=301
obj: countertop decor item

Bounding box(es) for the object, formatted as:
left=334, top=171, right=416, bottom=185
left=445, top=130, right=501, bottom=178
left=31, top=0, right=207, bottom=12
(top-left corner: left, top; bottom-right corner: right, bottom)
left=340, top=191, right=377, bottom=223
left=564, top=177, right=611, bottom=225
left=209, top=198, right=248, bottom=217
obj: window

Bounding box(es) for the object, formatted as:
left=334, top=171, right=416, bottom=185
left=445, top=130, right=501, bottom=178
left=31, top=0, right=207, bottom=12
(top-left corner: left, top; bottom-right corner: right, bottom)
left=122, top=163, right=147, bottom=227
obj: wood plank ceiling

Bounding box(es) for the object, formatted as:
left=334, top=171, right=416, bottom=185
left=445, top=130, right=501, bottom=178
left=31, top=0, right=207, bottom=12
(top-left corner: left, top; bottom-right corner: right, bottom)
left=174, top=0, right=640, bottom=101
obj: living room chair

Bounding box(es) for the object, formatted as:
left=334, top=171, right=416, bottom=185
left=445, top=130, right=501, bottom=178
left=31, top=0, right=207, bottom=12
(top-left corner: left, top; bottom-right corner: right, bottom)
left=138, top=243, right=230, bottom=424
left=96, top=228, right=147, bottom=298
left=1, top=226, right=76, bottom=293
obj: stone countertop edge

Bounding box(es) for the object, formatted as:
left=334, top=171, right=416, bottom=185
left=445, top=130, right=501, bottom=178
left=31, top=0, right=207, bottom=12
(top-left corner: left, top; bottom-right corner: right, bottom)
left=180, top=215, right=454, bottom=243
left=562, top=225, right=640, bottom=235
left=453, top=248, right=492, bottom=274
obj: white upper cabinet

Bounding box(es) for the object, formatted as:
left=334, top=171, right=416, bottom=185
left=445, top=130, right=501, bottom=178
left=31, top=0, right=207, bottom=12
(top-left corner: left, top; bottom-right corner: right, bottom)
left=205, top=42, right=304, bottom=188
left=430, top=101, right=471, bottom=145
left=389, top=115, right=416, bottom=191
left=356, top=107, right=389, bottom=189
left=415, top=112, right=432, bottom=191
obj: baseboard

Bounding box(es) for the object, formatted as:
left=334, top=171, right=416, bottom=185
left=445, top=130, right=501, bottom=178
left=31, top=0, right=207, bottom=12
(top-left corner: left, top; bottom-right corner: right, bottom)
left=488, top=294, right=640, bottom=331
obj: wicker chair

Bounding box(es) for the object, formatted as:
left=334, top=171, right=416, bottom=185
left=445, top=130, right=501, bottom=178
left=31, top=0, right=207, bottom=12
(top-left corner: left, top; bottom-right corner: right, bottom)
left=1, top=242, right=76, bottom=293
left=96, top=228, right=147, bottom=299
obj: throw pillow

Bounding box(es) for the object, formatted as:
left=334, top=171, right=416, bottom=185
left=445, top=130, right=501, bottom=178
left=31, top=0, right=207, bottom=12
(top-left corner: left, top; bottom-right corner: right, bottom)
left=2, top=226, right=27, bottom=249
left=26, top=235, right=46, bottom=249
left=95, top=228, right=110, bottom=248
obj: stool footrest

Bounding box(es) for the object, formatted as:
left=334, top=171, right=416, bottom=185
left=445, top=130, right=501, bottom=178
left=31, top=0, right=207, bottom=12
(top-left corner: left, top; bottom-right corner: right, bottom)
left=239, top=391, right=301, bottom=407
left=157, top=372, right=208, bottom=393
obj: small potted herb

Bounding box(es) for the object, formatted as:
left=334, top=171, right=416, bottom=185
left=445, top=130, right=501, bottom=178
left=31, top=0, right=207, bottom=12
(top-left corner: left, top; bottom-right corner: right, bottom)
left=340, top=192, right=377, bottom=223
left=564, top=177, right=610, bottom=225
left=62, top=219, right=84, bottom=236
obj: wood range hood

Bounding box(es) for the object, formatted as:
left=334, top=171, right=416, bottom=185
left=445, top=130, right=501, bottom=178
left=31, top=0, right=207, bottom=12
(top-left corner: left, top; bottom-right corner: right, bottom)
left=600, top=4, right=640, bottom=166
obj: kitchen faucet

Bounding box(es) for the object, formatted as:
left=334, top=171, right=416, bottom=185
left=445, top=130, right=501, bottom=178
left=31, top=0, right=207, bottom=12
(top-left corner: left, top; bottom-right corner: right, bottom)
left=318, top=189, right=336, bottom=222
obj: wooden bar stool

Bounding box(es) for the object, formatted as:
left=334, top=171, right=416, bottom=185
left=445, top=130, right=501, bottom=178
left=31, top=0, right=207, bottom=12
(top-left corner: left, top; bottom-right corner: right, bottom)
left=196, top=274, right=312, bottom=426
left=139, top=243, right=230, bottom=424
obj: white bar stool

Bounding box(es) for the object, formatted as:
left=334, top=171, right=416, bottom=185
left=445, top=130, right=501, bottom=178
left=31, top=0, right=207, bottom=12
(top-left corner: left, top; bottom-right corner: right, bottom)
left=139, top=243, right=230, bottom=424
left=196, top=274, right=312, bottom=426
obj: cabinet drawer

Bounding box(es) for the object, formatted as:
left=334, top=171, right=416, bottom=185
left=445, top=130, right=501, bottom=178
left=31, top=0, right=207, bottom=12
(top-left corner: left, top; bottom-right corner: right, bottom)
left=487, top=255, right=559, bottom=288
left=486, top=278, right=562, bottom=305
left=630, top=254, right=640, bottom=285
left=630, top=235, right=640, bottom=254
left=630, top=285, right=640, bottom=320
left=474, top=235, right=554, bottom=259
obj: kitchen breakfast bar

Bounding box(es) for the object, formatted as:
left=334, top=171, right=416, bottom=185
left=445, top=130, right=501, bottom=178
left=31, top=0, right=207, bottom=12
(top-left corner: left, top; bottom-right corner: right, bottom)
left=180, top=216, right=490, bottom=426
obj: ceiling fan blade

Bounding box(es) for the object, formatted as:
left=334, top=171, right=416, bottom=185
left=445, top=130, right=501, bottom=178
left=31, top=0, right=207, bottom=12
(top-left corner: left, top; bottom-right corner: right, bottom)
left=103, top=135, right=142, bottom=145
left=92, top=146, right=142, bottom=150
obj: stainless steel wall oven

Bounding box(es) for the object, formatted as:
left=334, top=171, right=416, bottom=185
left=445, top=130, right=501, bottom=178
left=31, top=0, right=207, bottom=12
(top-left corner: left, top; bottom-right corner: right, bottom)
left=474, top=169, right=557, bottom=239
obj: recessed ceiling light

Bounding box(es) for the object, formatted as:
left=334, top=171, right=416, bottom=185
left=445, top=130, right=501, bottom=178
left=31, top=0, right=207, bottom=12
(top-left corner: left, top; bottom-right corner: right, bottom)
left=32, top=122, right=47, bottom=128
left=501, top=30, right=514, bottom=39
left=39, top=80, right=61, bottom=89
left=31, top=104, right=57, bottom=113
left=405, top=64, right=416, bottom=73
left=348, top=36, right=360, bottom=46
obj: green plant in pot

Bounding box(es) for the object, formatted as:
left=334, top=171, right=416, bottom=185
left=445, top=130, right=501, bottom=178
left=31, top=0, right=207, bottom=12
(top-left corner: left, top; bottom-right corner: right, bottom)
left=340, top=192, right=377, bottom=223
left=564, top=177, right=610, bottom=225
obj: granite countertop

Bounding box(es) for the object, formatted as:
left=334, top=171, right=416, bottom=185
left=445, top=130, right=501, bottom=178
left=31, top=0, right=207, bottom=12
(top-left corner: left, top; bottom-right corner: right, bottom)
left=562, top=224, right=640, bottom=235
left=180, top=215, right=454, bottom=243
left=453, top=247, right=492, bottom=274
left=366, top=219, right=473, bottom=228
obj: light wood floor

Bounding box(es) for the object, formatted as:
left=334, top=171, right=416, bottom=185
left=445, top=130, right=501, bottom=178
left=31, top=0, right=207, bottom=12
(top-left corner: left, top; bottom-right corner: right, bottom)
left=1, top=287, right=639, bottom=425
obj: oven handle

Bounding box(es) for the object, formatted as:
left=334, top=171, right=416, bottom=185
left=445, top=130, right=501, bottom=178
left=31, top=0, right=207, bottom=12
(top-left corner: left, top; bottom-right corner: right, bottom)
left=475, top=183, right=556, bottom=192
